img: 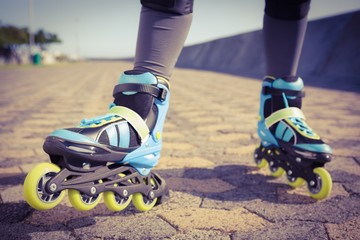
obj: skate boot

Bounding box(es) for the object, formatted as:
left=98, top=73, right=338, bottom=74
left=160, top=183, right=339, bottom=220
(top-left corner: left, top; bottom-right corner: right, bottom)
left=254, top=76, right=332, bottom=200
left=24, top=71, right=170, bottom=211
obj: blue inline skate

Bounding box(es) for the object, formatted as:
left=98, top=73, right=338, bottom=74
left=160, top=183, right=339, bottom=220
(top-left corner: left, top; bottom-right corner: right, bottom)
left=24, top=71, right=170, bottom=211
left=254, top=76, right=332, bottom=200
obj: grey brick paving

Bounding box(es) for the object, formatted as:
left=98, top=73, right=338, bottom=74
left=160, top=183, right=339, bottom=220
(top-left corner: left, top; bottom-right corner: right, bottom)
left=0, top=61, right=359, bottom=239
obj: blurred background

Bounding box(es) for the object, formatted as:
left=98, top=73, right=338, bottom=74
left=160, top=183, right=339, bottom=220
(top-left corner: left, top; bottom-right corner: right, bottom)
left=1, top=0, right=360, bottom=65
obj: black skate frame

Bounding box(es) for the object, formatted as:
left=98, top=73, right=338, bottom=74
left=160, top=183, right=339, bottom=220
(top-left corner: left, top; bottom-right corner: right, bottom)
left=254, top=141, right=331, bottom=189
left=42, top=137, right=169, bottom=205
left=43, top=164, right=168, bottom=203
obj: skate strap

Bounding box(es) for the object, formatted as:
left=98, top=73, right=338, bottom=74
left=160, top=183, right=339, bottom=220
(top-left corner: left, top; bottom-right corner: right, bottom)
left=108, top=106, right=149, bottom=143
left=262, top=87, right=305, bottom=97
left=265, top=107, right=305, bottom=128
left=113, top=83, right=168, bottom=101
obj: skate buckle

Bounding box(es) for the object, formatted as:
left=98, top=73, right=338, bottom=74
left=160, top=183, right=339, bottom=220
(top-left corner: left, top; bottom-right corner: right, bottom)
left=159, top=88, right=168, bottom=101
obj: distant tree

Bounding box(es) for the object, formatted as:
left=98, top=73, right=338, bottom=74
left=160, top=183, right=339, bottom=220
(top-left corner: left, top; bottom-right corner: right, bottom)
left=34, top=29, right=61, bottom=50
left=0, top=22, right=61, bottom=63
left=0, top=24, right=28, bottom=63
left=0, top=25, right=29, bottom=46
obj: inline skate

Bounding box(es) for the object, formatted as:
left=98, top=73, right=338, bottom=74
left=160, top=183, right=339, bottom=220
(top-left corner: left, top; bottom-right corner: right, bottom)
left=24, top=71, right=170, bottom=211
left=254, top=76, right=332, bottom=200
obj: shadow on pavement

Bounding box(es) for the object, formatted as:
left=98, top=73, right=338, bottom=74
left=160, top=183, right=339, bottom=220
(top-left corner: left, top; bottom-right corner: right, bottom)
left=158, top=165, right=318, bottom=205
left=0, top=173, right=26, bottom=186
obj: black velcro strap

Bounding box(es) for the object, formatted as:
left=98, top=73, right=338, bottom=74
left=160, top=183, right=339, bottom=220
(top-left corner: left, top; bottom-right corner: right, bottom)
left=113, top=83, right=168, bottom=101
left=262, top=86, right=305, bottom=97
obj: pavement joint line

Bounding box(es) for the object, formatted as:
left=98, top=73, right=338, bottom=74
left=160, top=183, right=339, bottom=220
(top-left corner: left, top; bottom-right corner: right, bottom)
left=156, top=214, right=181, bottom=232
left=352, top=157, right=360, bottom=166
left=324, top=223, right=332, bottom=240
left=242, top=205, right=276, bottom=224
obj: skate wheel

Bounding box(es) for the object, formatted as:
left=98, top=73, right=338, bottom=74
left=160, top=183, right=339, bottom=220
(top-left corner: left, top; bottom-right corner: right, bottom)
left=307, top=167, right=332, bottom=200
left=270, top=166, right=285, bottom=178
left=68, top=180, right=103, bottom=211
left=104, top=173, right=133, bottom=212
left=23, top=162, right=66, bottom=210
left=255, top=158, right=268, bottom=169
left=132, top=177, right=158, bottom=212
left=287, top=176, right=305, bottom=188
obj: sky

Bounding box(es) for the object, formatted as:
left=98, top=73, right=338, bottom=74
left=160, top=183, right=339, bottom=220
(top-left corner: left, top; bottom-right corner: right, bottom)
left=1, top=0, right=360, bottom=59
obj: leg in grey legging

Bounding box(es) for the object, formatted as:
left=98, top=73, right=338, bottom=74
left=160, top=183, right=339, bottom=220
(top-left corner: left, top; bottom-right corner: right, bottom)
left=133, top=6, right=193, bottom=79
left=263, top=0, right=311, bottom=77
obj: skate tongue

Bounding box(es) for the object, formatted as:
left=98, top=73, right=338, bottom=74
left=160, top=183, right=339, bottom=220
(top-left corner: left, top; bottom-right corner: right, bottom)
left=272, top=77, right=304, bottom=91
left=281, top=76, right=298, bottom=82
left=119, top=71, right=158, bottom=84
left=119, top=71, right=158, bottom=95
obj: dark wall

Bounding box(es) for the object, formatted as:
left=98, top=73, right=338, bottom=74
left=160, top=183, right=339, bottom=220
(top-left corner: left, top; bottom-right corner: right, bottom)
left=176, top=11, right=360, bottom=91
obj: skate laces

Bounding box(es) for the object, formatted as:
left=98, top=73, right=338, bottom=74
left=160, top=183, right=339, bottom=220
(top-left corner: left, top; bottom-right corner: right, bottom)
left=289, top=117, right=312, bottom=134
left=80, top=114, right=120, bottom=127
left=79, top=104, right=119, bottom=127
left=287, top=116, right=319, bottom=139
left=280, top=92, right=319, bottom=139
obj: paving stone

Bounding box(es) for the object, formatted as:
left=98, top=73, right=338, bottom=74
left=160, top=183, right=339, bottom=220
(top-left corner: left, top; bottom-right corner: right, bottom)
left=329, top=127, right=360, bottom=140
left=208, top=133, right=252, bottom=142
left=244, top=197, right=360, bottom=223
left=0, top=166, right=23, bottom=175
left=332, top=146, right=360, bottom=158
left=0, top=223, right=75, bottom=240
left=28, top=230, right=77, bottom=240
left=159, top=207, right=270, bottom=233
left=189, top=116, right=223, bottom=124
left=69, top=215, right=177, bottom=240
left=0, top=62, right=359, bottom=239
left=163, top=142, right=195, bottom=151
left=154, top=190, right=202, bottom=211
left=169, top=229, right=231, bottom=240
left=164, top=122, right=178, bottom=129
left=327, top=156, right=360, bottom=182
left=196, top=123, right=234, bottom=133
left=24, top=203, right=113, bottom=226
left=343, top=181, right=360, bottom=195
left=0, top=149, right=36, bottom=161
left=233, top=220, right=328, bottom=240
left=163, top=131, right=185, bottom=139
left=177, top=110, right=210, bottom=118
left=0, top=201, right=33, bottom=223
left=325, top=217, right=360, bottom=240
left=1, top=185, right=24, bottom=202
left=276, top=182, right=349, bottom=204
left=225, top=144, right=259, bottom=156
left=0, top=153, right=47, bottom=167
left=166, top=177, right=236, bottom=194
left=157, top=156, right=215, bottom=169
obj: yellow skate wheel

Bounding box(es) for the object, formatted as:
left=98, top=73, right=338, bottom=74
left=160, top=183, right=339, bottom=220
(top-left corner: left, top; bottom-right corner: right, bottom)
left=23, top=162, right=65, bottom=210
left=104, top=173, right=133, bottom=212
left=68, top=180, right=103, bottom=211
left=256, top=158, right=268, bottom=169
left=270, top=166, right=285, bottom=178
left=132, top=177, right=158, bottom=212
left=287, top=176, right=305, bottom=188
left=308, top=167, right=332, bottom=200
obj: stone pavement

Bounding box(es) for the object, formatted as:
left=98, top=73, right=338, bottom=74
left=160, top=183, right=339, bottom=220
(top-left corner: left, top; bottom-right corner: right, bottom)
left=0, top=61, right=359, bottom=240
